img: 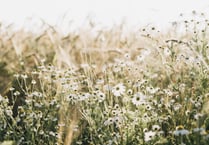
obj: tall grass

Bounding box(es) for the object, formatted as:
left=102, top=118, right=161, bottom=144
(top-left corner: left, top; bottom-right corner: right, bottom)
left=0, top=12, right=209, bottom=145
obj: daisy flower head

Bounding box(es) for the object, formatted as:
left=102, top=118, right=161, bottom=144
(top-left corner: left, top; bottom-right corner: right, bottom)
left=193, top=127, right=205, bottom=133
left=144, top=131, right=156, bottom=142
left=136, top=54, right=145, bottom=62
left=79, top=93, right=90, bottom=101
left=146, top=104, right=152, bottom=111
left=112, top=83, right=126, bottom=97
left=143, top=128, right=149, bottom=133
left=142, top=113, right=151, bottom=122
left=103, top=85, right=112, bottom=95
left=173, top=125, right=190, bottom=136
left=96, top=77, right=104, bottom=84
left=194, top=113, right=203, bottom=120
left=173, top=103, right=182, bottom=111
left=164, top=47, right=171, bottom=57
left=104, top=117, right=114, bottom=126
left=152, top=125, right=161, bottom=131
left=146, top=86, right=159, bottom=94
left=127, top=89, right=133, bottom=95
left=136, top=49, right=151, bottom=62
left=113, top=116, right=123, bottom=125
left=97, top=91, right=106, bottom=102
left=112, top=64, right=121, bottom=73
left=65, top=94, right=76, bottom=102
left=132, top=92, right=147, bottom=106
left=173, top=129, right=190, bottom=136
left=124, top=53, right=131, bottom=59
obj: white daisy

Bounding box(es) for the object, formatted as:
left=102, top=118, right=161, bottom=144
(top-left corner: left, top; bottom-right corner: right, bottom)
left=132, top=92, right=147, bottom=106
left=65, top=94, right=76, bottom=102
left=164, top=47, right=171, bottom=56
left=97, top=91, right=106, bottom=102
left=173, top=129, right=190, bottom=136
left=79, top=93, right=90, bottom=101
left=152, top=125, right=161, bottom=131
left=146, top=104, right=152, bottom=111
left=112, top=83, right=126, bottom=97
left=104, top=117, right=114, bottom=126
left=146, top=86, right=159, bottom=94
left=144, top=131, right=156, bottom=142
left=136, top=55, right=145, bottom=62
left=112, top=64, right=121, bottom=73
left=173, top=126, right=190, bottom=136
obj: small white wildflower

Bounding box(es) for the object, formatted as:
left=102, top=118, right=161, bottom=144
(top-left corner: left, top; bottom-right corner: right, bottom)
left=127, top=89, right=133, bottom=95
left=14, top=91, right=20, bottom=96
left=164, top=89, right=173, bottom=96
left=5, top=109, right=13, bottom=116
left=173, top=126, right=190, bottom=136
left=119, top=60, right=126, bottom=67
left=185, top=110, right=190, bottom=116
left=136, top=55, right=145, bottom=62
left=164, top=47, right=171, bottom=56
left=96, top=78, right=104, bottom=84
left=14, top=74, right=19, bottom=78
left=21, top=74, right=28, bottom=79
left=124, top=53, right=131, bottom=59
left=104, top=117, right=114, bottom=126
left=143, top=128, right=148, bottom=133
left=103, top=84, right=112, bottom=91
left=112, top=83, right=126, bottom=97
left=49, top=131, right=56, bottom=136
left=32, top=91, right=43, bottom=98
left=97, top=91, right=106, bottom=102
left=142, top=113, right=151, bottom=122
left=132, top=92, right=147, bottom=106
left=111, top=109, right=121, bottom=116
left=9, top=87, right=15, bottom=91
left=76, top=141, right=83, bottom=145
left=146, top=104, right=152, bottom=111
left=173, top=103, right=182, bottom=111
left=193, top=127, right=205, bottom=133
left=173, top=129, right=190, bottom=136
left=144, top=131, right=156, bottom=142
left=66, top=94, right=76, bottom=102
left=34, top=103, right=42, bottom=108
left=67, top=82, right=79, bottom=91
left=39, top=130, right=44, bottom=135
left=152, top=125, right=161, bottom=131
left=194, top=113, right=203, bottom=120
left=31, top=80, right=36, bottom=85
left=112, top=64, right=121, bottom=72
left=113, top=116, right=123, bottom=125
left=146, top=86, right=159, bottom=94
left=79, top=93, right=90, bottom=101
left=143, top=49, right=151, bottom=56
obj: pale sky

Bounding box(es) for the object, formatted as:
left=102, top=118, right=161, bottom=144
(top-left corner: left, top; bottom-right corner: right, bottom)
left=0, top=0, right=208, bottom=31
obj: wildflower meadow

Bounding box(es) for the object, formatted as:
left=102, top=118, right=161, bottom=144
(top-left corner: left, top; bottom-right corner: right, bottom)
left=0, top=12, right=209, bottom=145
